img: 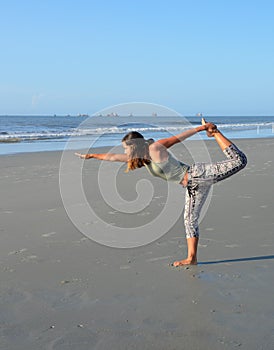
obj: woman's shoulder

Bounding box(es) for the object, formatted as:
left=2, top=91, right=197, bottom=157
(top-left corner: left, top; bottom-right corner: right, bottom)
left=148, top=140, right=162, bottom=151
left=149, top=141, right=169, bottom=163
left=148, top=141, right=165, bottom=156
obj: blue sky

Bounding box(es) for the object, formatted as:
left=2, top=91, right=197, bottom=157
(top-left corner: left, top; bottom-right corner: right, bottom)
left=1, top=0, right=274, bottom=116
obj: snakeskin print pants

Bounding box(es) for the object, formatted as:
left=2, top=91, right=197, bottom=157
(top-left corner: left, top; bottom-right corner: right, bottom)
left=184, top=144, right=247, bottom=238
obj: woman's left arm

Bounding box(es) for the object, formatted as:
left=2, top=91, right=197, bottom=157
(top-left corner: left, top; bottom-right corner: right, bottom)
left=156, top=125, right=206, bottom=148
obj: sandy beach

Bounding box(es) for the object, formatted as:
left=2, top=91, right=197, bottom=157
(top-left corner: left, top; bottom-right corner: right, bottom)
left=1, top=138, right=274, bottom=350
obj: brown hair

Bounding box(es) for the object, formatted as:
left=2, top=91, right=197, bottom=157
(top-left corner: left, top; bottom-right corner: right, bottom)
left=122, top=131, right=154, bottom=172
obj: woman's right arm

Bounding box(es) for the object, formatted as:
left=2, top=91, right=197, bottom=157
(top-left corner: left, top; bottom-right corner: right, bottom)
left=75, top=152, right=128, bottom=162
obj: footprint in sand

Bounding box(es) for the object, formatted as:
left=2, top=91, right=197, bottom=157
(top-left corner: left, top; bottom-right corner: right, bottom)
left=21, top=255, right=38, bottom=262
left=1, top=288, right=32, bottom=304
left=146, top=256, right=172, bottom=262
left=8, top=248, right=27, bottom=255
left=42, top=232, right=56, bottom=238
left=218, top=337, right=242, bottom=347
left=47, top=330, right=99, bottom=350
left=2, top=266, right=15, bottom=272
left=84, top=220, right=99, bottom=226
left=119, top=265, right=131, bottom=270
left=137, top=211, right=151, bottom=216
left=263, top=161, right=272, bottom=167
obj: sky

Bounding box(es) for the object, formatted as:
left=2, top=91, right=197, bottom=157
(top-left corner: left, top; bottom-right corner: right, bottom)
left=1, top=0, right=274, bottom=116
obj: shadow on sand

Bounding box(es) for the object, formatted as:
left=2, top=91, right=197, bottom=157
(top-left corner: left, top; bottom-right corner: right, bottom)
left=200, top=255, right=274, bottom=265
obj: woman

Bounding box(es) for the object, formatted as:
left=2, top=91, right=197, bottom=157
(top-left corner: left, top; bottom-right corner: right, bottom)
left=75, top=119, right=247, bottom=266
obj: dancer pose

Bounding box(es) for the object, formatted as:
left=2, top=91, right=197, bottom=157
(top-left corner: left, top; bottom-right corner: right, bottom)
left=75, top=119, right=247, bottom=266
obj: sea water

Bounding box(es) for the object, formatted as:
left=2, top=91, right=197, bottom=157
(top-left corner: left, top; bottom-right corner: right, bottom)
left=1, top=115, right=274, bottom=155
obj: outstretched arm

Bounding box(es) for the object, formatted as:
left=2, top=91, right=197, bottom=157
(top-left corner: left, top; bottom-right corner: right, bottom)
left=156, top=125, right=207, bottom=149
left=75, top=152, right=128, bottom=162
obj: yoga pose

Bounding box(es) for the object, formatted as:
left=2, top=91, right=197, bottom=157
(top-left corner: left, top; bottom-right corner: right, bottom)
left=75, top=119, right=247, bottom=266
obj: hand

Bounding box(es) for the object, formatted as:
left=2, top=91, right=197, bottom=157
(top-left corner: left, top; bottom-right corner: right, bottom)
left=205, top=122, right=217, bottom=131
left=201, top=118, right=217, bottom=137
left=75, top=153, right=91, bottom=159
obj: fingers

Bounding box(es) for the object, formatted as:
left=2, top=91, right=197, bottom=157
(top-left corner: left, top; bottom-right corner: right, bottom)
left=201, top=120, right=218, bottom=138
left=75, top=153, right=85, bottom=159
left=201, top=118, right=217, bottom=129
left=201, top=118, right=217, bottom=131
left=205, top=122, right=217, bottom=130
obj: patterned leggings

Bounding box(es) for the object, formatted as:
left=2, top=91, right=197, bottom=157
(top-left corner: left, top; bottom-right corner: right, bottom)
left=184, top=144, right=247, bottom=239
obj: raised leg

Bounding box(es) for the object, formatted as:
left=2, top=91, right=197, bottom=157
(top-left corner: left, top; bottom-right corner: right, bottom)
left=202, top=118, right=247, bottom=175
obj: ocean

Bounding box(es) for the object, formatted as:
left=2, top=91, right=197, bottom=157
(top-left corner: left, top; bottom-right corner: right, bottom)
left=1, top=114, right=274, bottom=155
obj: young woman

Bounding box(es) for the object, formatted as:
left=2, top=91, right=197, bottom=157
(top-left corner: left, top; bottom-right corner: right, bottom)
left=75, top=119, right=247, bottom=266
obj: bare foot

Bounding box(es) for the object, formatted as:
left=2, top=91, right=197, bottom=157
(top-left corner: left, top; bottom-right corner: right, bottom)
left=201, top=118, right=217, bottom=137
left=172, top=258, right=197, bottom=267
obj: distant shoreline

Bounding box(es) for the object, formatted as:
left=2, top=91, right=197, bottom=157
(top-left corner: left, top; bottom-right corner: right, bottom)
left=1, top=136, right=274, bottom=158
left=1, top=114, right=274, bottom=155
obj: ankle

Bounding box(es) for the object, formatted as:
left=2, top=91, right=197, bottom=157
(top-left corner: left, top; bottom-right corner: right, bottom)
left=186, top=256, right=198, bottom=264
left=187, top=254, right=197, bottom=261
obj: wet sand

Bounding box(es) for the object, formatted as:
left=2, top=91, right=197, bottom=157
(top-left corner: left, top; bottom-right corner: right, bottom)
left=0, top=138, right=274, bottom=350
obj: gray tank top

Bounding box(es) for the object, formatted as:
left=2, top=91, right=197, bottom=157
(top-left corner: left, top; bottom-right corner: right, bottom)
left=144, top=152, right=189, bottom=183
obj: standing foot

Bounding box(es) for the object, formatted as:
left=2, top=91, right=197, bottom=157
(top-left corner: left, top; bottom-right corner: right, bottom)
left=172, top=258, right=197, bottom=267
